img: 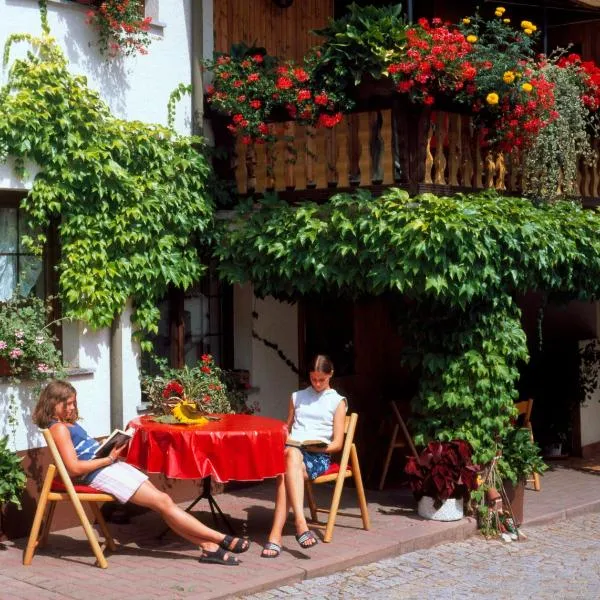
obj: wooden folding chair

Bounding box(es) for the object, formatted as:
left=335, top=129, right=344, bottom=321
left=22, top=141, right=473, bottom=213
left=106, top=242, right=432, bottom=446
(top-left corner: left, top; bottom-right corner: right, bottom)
left=379, top=401, right=419, bottom=490
left=23, top=429, right=117, bottom=569
left=304, top=412, right=370, bottom=543
left=514, top=398, right=541, bottom=492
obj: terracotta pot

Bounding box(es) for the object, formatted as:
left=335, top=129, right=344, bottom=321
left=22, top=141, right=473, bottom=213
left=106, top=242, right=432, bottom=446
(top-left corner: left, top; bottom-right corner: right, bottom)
left=503, top=479, right=525, bottom=526
left=0, top=357, right=11, bottom=377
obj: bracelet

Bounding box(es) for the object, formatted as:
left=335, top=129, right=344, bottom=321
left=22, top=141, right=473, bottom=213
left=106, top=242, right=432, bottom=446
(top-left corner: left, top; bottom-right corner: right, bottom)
left=108, top=455, right=115, bottom=464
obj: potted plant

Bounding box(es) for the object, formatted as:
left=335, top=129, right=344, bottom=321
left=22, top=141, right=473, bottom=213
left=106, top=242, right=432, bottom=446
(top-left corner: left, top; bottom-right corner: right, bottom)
left=0, top=293, right=64, bottom=382
left=405, top=440, right=480, bottom=521
left=0, top=436, right=26, bottom=539
left=141, top=354, right=256, bottom=423
left=497, top=427, right=547, bottom=525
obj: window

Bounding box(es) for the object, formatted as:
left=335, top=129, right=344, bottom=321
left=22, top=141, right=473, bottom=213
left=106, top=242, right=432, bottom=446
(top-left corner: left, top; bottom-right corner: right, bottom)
left=0, top=197, right=44, bottom=301
left=145, top=263, right=233, bottom=372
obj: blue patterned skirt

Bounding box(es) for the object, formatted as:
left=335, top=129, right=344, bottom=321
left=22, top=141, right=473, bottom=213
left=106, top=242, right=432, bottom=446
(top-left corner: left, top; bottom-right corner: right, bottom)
left=300, top=449, right=331, bottom=480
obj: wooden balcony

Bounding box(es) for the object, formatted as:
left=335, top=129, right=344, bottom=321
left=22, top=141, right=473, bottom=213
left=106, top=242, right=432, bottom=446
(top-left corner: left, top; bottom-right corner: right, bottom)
left=210, top=97, right=600, bottom=207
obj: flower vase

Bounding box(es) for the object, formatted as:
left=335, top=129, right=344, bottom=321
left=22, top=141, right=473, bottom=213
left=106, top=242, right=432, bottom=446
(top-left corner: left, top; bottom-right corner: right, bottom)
left=417, top=496, right=464, bottom=521
left=0, top=358, right=11, bottom=377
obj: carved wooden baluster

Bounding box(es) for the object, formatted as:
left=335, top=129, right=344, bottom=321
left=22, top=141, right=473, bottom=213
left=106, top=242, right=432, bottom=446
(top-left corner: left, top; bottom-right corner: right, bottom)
left=460, top=115, right=473, bottom=188
left=305, top=125, right=317, bottom=189
left=508, top=150, right=519, bottom=193
left=325, top=127, right=339, bottom=187
left=369, top=110, right=384, bottom=184
left=233, top=137, right=244, bottom=194
left=347, top=114, right=361, bottom=186
left=447, top=113, right=461, bottom=187
left=593, top=141, right=600, bottom=198
left=473, top=129, right=485, bottom=188
left=284, top=121, right=296, bottom=190
left=423, top=114, right=434, bottom=184
left=434, top=111, right=448, bottom=185
left=265, top=124, right=277, bottom=191
left=582, top=155, right=592, bottom=198
left=495, top=152, right=506, bottom=191
left=485, top=150, right=496, bottom=188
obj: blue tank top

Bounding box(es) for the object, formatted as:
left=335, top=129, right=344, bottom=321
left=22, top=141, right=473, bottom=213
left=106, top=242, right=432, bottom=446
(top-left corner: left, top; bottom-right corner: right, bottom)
left=49, top=420, right=102, bottom=483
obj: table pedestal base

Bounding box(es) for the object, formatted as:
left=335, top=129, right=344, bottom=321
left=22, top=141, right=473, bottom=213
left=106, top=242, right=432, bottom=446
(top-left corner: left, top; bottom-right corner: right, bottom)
left=158, top=477, right=235, bottom=539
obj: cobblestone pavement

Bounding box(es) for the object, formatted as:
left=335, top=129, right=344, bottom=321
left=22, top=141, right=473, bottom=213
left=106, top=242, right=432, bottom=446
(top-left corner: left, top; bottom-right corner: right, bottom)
left=242, top=512, right=600, bottom=600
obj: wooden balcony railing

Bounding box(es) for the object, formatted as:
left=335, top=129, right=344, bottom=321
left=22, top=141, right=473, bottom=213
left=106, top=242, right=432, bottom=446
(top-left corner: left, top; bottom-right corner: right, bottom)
left=211, top=99, right=600, bottom=205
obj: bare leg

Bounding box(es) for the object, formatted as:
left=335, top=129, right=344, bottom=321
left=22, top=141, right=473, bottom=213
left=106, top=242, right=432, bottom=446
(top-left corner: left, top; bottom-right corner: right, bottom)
left=129, top=481, right=245, bottom=556
left=283, top=447, right=314, bottom=543
left=263, top=474, right=289, bottom=556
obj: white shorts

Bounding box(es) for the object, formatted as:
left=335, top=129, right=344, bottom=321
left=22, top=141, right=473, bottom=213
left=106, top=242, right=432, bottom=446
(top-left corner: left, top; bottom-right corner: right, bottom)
left=89, top=462, right=148, bottom=503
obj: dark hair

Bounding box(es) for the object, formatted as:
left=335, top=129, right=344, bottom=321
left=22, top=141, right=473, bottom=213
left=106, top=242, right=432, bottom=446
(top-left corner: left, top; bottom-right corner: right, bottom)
left=33, top=380, right=78, bottom=428
left=308, top=354, right=334, bottom=375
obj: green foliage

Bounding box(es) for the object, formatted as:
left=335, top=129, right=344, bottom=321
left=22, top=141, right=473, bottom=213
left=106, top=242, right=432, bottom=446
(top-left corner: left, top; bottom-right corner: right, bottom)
left=497, top=427, right=548, bottom=483
left=0, top=436, right=26, bottom=509
left=0, top=31, right=215, bottom=343
left=216, top=188, right=600, bottom=462
left=311, top=2, right=407, bottom=90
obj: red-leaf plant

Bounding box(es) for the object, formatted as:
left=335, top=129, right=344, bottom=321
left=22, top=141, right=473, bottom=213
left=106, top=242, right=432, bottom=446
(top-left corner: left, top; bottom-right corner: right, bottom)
left=405, top=440, right=480, bottom=509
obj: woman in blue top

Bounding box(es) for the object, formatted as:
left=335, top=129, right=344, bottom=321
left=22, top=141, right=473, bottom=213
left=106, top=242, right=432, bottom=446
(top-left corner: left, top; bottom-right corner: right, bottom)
left=33, top=379, right=249, bottom=566
left=261, top=355, right=347, bottom=558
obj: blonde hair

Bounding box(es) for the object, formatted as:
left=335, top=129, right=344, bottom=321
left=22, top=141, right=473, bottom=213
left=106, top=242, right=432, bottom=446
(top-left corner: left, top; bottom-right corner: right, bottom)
left=33, top=380, right=78, bottom=428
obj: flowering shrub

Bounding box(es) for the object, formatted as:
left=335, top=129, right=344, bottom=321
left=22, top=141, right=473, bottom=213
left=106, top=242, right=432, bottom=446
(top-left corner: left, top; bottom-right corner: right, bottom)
left=387, top=18, right=476, bottom=106
left=0, top=294, right=64, bottom=381
left=142, top=354, right=256, bottom=417
left=84, top=0, right=152, bottom=57
left=204, top=45, right=348, bottom=143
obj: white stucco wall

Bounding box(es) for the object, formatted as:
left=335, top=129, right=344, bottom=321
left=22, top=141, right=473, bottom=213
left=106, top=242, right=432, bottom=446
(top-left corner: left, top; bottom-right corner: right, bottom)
left=579, top=337, right=600, bottom=449
left=0, top=0, right=192, bottom=133
left=0, top=0, right=191, bottom=451
left=233, top=284, right=299, bottom=422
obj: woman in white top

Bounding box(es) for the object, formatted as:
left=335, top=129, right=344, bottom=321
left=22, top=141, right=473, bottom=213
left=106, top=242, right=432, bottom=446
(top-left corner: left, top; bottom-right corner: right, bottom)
left=261, top=355, right=347, bottom=558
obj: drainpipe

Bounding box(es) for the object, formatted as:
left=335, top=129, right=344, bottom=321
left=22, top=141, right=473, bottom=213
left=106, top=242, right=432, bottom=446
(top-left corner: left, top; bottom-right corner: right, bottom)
left=191, top=0, right=205, bottom=135
left=110, top=315, right=125, bottom=430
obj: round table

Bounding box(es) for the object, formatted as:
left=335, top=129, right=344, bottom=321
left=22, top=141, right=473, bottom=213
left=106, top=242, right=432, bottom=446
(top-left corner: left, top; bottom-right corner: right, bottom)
left=126, top=414, right=287, bottom=483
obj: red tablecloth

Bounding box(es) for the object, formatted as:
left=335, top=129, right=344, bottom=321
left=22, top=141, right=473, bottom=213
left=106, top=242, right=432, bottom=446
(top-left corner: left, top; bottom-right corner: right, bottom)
left=126, top=414, right=287, bottom=483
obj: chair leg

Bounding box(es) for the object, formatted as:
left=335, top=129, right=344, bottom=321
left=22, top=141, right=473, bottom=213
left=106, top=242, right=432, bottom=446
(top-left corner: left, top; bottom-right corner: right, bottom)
left=39, top=501, right=57, bottom=548
left=23, top=466, right=55, bottom=566
left=69, top=496, right=109, bottom=568
left=533, top=471, right=541, bottom=492
left=90, top=503, right=117, bottom=552
left=350, top=445, right=370, bottom=531
left=323, top=473, right=347, bottom=543
left=378, top=423, right=399, bottom=491
left=305, top=481, right=318, bottom=523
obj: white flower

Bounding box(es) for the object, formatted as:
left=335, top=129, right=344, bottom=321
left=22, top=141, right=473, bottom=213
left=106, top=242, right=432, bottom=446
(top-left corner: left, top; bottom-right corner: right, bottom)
left=14, top=329, right=24, bottom=339
left=0, top=340, right=7, bottom=350
left=35, top=336, right=45, bottom=345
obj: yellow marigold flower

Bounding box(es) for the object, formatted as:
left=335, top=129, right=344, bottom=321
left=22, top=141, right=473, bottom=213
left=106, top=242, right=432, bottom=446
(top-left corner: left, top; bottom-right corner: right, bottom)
left=486, top=92, right=500, bottom=105
left=495, top=10, right=503, bottom=17
left=503, top=18, right=511, bottom=24
left=503, top=71, right=515, bottom=84
left=522, top=82, right=533, bottom=93
left=521, top=20, right=533, bottom=29
left=466, top=34, right=478, bottom=43
left=463, top=17, right=471, bottom=24
left=496, top=6, right=506, bottom=14
left=531, top=24, right=537, bottom=31
left=524, top=28, right=533, bottom=35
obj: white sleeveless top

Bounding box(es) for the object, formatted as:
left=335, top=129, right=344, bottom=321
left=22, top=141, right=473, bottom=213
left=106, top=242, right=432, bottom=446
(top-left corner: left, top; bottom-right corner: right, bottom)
left=289, top=386, right=346, bottom=443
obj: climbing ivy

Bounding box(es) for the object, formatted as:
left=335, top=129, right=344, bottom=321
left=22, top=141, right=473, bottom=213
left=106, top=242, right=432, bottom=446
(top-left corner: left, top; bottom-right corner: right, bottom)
left=0, top=26, right=214, bottom=343
left=216, top=189, right=600, bottom=462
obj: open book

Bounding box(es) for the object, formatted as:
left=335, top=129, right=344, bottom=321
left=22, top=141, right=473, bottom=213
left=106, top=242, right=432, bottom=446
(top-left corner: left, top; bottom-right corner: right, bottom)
left=94, top=427, right=135, bottom=459
left=286, top=438, right=328, bottom=449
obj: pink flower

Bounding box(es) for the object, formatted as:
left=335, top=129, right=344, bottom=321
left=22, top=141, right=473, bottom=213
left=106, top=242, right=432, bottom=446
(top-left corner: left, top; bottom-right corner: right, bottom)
left=37, top=363, right=51, bottom=373
left=0, top=341, right=7, bottom=350
left=9, top=348, right=22, bottom=359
